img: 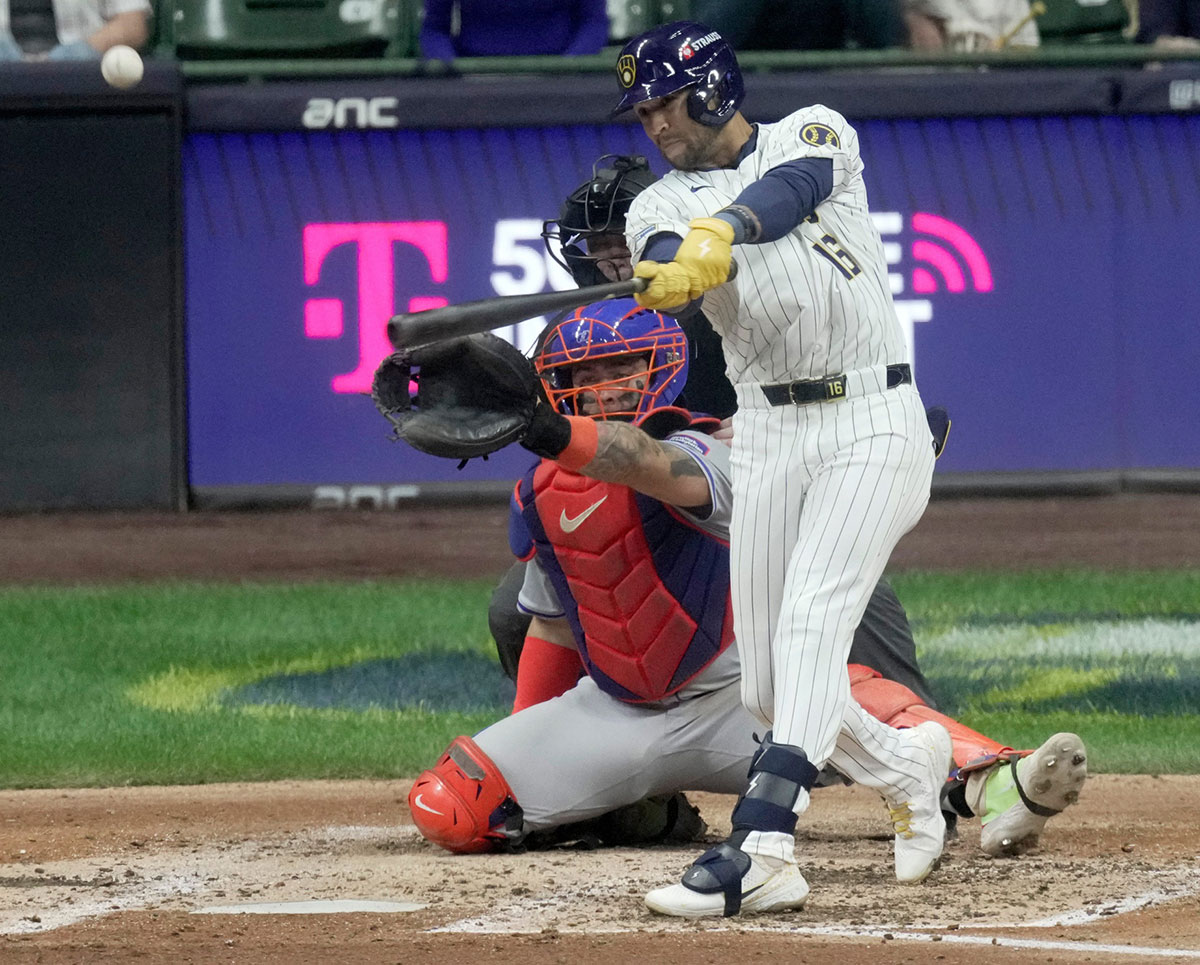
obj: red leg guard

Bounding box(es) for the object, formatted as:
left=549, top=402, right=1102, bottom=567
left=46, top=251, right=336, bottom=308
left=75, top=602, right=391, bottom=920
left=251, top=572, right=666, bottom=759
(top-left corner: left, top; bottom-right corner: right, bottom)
left=848, top=663, right=1011, bottom=770
left=408, top=736, right=521, bottom=854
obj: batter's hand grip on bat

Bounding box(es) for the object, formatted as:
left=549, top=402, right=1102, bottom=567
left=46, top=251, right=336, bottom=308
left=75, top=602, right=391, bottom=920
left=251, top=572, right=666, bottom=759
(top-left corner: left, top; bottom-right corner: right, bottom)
left=387, top=261, right=737, bottom=351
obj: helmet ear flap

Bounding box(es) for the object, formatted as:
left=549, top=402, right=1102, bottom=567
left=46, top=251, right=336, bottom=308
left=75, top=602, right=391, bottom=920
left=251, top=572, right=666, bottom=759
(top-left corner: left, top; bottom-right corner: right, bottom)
left=686, top=76, right=726, bottom=127
left=685, top=86, right=712, bottom=126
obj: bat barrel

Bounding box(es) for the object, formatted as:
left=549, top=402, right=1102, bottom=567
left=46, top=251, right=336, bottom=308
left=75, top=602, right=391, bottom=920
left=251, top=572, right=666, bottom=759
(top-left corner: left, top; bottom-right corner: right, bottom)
left=386, top=277, right=648, bottom=351
left=384, top=264, right=735, bottom=351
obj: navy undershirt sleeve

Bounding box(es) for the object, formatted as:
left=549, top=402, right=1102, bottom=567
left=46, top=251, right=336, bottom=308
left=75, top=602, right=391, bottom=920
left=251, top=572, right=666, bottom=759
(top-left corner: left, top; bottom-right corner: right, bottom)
left=717, top=157, right=834, bottom=244
left=643, top=233, right=682, bottom=262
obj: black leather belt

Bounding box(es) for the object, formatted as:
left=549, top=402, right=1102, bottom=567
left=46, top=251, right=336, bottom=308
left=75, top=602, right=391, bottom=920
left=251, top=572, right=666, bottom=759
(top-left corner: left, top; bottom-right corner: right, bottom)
left=761, top=364, right=912, bottom=406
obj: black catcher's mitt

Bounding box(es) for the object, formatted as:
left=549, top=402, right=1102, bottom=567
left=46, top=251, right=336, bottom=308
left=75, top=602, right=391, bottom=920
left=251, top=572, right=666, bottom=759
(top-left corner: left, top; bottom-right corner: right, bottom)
left=371, top=333, right=540, bottom=460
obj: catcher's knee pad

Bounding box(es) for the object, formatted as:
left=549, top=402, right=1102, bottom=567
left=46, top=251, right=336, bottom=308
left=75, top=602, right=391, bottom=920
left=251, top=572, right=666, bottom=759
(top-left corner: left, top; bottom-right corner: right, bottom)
left=848, top=663, right=1007, bottom=770
left=408, top=736, right=523, bottom=854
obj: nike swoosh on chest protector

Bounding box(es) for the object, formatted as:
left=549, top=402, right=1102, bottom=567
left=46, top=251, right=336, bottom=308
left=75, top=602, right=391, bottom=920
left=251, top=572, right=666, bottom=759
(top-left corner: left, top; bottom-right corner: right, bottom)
left=560, top=496, right=608, bottom=533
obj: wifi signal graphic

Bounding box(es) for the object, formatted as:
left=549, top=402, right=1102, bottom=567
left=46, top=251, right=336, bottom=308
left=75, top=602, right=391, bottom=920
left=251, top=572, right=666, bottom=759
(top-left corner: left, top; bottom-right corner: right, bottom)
left=910, top=213, right=993, bottom=294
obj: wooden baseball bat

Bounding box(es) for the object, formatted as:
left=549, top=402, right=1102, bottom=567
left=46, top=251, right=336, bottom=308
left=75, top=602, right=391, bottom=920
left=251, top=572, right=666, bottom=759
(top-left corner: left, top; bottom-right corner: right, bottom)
left=387, top=262, right=738, bottom=350
left=387, top=277, right=648, bottom=351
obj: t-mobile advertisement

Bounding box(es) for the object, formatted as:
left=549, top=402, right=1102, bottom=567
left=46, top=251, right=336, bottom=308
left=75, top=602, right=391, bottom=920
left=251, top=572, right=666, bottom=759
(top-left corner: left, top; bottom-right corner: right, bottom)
left=183, top=114, right=1200, bottom=496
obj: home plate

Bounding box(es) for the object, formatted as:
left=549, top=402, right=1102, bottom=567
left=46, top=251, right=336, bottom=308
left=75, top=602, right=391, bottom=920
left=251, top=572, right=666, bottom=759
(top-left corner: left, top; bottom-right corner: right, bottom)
left=193, top=900, right=426, bottom=915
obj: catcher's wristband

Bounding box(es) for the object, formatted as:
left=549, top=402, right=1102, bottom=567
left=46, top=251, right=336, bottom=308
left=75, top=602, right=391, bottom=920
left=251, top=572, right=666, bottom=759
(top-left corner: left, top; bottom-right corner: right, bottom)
left=555, top=416, right=599, bottom=472
left=521, top=408, right=598, bottom=469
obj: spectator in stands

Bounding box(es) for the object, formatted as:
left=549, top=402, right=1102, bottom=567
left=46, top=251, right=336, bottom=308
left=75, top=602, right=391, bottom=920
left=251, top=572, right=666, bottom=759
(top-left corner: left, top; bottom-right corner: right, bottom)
left=0, top=0, right=149, bottom=60
left=690, top=0, right=907, bottom=50
left=903, top=0, right=1041, bottom=49
left=419, top=0, right=608, bottom=59
left=1136, top=0, right=1200, bottom=47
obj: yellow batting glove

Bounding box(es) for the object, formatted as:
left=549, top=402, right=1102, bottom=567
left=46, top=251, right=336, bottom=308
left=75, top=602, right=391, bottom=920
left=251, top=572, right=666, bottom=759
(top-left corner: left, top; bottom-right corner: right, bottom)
left=634, top=260, right=694, bottom=311
left=674, top=217, right=735, bottom=297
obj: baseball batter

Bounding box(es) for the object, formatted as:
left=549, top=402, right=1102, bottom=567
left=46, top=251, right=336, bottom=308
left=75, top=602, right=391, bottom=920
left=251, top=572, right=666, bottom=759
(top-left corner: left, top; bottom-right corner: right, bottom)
left=616, top=21, right=952, bottom=916
left=493, top=153, right=934, bottom=703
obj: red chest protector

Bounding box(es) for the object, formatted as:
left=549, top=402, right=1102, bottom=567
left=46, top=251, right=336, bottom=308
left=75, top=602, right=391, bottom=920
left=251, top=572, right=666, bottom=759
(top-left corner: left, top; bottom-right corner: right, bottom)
left=513, top=436, right=733, bottom=703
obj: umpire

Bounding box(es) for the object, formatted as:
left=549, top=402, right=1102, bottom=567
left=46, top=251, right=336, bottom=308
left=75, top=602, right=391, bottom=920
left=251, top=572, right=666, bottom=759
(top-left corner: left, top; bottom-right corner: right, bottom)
left=487, top=154, right=938, bottom=711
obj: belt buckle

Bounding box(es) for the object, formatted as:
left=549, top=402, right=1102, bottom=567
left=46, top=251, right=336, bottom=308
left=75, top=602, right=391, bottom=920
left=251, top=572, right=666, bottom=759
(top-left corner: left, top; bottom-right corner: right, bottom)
left=785, top=375, right=847, bottom=405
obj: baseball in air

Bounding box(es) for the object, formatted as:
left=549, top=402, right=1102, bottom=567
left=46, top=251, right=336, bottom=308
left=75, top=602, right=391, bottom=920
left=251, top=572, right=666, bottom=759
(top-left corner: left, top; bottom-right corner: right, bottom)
left=100, top=45, right=144, bottom=89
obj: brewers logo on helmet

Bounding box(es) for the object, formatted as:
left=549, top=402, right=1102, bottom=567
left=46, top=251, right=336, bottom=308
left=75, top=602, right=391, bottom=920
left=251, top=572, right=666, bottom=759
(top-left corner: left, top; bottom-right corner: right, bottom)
left=617, top=54, right=636, bottom=88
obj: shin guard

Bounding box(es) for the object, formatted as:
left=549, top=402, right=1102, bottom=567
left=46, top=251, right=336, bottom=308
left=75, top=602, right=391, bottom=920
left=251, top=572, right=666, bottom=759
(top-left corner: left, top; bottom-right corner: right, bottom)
left=849, top=663, right=1010, bottom=770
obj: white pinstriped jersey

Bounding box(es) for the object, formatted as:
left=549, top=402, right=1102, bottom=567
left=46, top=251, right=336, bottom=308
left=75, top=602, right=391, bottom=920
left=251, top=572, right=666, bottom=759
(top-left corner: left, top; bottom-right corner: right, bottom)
left=625, top=105, right=906, bottom=386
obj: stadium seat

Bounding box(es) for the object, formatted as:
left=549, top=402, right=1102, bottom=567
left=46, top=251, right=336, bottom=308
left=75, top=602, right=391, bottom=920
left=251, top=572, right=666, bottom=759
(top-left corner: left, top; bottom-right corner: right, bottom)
left=1035, top=0, right=1131, bottom=43
left=164, top=0, right=403, bottom=58
left=608, top=0, right=692, bottom=43
left=392, top=0, right=420, bottom=57
left=658, top=0, right=691, bottom=22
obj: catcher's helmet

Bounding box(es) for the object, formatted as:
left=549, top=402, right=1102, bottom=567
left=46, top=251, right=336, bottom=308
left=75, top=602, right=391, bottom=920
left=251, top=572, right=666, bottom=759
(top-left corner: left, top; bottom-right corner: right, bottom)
left=536, top=298, right=688, bottom=422
left=542, top=154, right=657, bottom=289
left=612, top=20, right=744, bottom=127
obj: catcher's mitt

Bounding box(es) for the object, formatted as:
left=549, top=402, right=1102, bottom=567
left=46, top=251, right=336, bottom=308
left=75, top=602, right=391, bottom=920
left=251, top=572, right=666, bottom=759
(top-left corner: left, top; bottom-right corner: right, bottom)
left=371, top=333, right=540, bottom=460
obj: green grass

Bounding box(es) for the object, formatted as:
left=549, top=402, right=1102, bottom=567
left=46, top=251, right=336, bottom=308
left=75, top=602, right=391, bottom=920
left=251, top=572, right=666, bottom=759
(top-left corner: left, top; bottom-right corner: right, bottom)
left=0, top=570, right=1197, bottom=788
left=888, top=570, right=1200, bottom=627
left=0, top=581, right=504, bottom=788
left=889, top=569, right=1200, bottom=773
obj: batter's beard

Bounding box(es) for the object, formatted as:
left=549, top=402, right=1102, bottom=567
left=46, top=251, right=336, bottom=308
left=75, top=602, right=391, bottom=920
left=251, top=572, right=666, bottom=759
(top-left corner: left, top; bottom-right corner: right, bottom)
left=666, top=130, right=726, bottom=172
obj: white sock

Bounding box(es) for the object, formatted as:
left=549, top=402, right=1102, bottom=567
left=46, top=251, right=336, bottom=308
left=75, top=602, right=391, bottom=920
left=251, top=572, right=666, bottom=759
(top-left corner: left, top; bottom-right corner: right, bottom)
left=739, top=829, right=797, bottom=867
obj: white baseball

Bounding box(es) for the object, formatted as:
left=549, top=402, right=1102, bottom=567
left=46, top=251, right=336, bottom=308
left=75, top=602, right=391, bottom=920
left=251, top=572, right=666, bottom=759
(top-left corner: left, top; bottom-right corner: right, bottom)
left=100, top=45, right=144, bottom=89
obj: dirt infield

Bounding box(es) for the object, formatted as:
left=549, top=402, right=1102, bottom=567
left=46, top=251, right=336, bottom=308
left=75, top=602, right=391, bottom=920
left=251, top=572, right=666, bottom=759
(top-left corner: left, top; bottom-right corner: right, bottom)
left=1, top=494, right=1199, bottom=963
left=2, top=493, right=1199, bottom=585
left=2, top=778, right=1199, bottom=964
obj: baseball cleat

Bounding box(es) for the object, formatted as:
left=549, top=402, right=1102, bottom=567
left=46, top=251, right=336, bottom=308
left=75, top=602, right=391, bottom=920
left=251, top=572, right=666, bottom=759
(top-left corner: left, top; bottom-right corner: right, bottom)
left=644, top=842, right=809, bottom=918
left=888, top=720, right=954, bottom=884
left=976, top=732, right=1087, bottom=857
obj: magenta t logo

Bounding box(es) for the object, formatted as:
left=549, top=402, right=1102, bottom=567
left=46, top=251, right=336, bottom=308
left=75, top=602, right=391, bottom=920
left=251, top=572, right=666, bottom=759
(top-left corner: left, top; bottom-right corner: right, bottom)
left=303, top=222, right=449, bottom=393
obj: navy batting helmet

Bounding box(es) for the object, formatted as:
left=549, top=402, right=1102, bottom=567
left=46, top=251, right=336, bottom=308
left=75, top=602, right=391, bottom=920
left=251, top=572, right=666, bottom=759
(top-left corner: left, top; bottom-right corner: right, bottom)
left=536, top=298, right=688, bottom=422
left=541, top=155, right=658, bottom=288
left=612, top=21, right=744, bottom=127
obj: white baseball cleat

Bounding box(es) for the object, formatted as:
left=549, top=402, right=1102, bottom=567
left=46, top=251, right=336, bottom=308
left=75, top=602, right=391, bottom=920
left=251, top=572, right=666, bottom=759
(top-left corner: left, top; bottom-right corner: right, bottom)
left=887, top=720, right=954, bottom=884
left=974, top=732, right=1088, bottom=857
left=644, top=842, right=809, bottom=918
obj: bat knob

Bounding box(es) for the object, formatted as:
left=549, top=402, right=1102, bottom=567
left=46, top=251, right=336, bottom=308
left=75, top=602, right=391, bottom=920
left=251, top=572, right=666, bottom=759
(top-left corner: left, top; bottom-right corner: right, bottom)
left=387, top=316, right=407, bottom=349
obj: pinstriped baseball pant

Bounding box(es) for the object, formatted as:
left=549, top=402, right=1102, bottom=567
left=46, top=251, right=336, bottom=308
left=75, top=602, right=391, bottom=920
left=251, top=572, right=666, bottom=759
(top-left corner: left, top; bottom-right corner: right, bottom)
left=730, top=376, right=936, bottom=796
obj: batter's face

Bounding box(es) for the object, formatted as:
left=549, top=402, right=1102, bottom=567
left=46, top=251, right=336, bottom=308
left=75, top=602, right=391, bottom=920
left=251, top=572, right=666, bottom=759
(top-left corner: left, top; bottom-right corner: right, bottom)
left=634, top=90, right=724, bottom=171
left=586, top=233, right=633, bottom=282
left=571, top=355, right=650, bottom=419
